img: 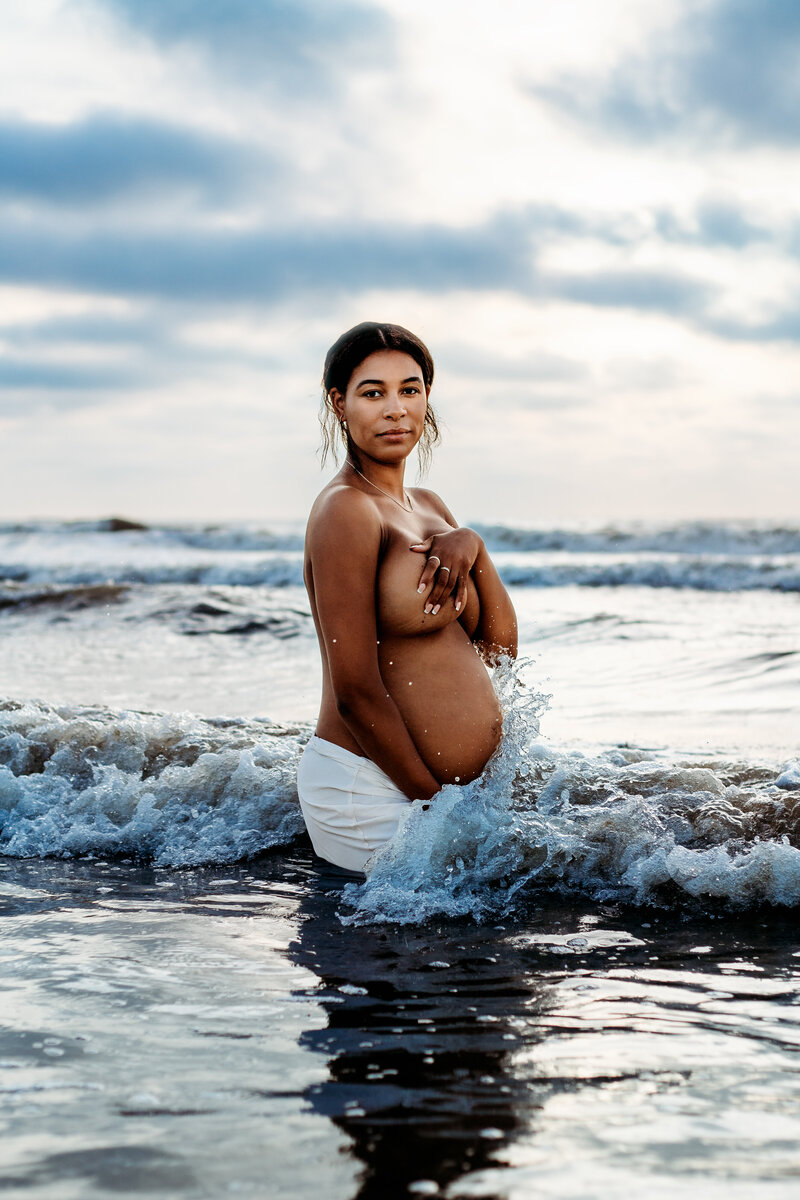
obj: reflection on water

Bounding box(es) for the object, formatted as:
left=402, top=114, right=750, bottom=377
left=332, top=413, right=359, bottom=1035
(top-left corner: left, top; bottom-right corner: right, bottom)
left=291, top=873, right=549, bottom=1197
left=1, top=851, right=800, bottom=1199
left=291, top=862, right=800, bottom=1199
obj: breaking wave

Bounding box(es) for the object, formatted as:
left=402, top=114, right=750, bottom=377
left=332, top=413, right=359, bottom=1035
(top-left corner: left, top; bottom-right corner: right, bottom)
left=2, top=672, right=798, bottom=917
left=2, top=520, right=800, bottom=592
left=343, top=660, right=800, bottom=922
left=0, top=700, right=306, bottom=866
left=3, top=555, right=800, bottom=594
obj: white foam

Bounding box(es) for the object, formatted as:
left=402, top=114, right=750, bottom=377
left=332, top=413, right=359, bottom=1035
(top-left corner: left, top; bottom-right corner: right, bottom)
left=0, top=701, right=305, bottom=865
left=2, top=672, right=798, bottom=919
left=342, top=659, right=800, bottom=924
left=776, top=761, right=800, bottom=789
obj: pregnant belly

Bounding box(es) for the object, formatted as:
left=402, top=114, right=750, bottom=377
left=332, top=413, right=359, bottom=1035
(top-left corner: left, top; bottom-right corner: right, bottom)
left=378, top=625, right=502, bottom=786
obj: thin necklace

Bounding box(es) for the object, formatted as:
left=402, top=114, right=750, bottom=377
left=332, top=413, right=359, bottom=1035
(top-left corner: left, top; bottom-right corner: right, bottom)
left=347, top=461, right=414, bottom=512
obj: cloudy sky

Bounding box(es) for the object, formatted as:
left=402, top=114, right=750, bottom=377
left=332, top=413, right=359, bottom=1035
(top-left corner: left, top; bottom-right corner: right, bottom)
left=1, top=0, right=799, bottom=524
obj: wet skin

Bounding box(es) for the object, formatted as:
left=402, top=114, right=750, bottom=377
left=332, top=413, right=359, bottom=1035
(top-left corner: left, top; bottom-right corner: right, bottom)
left=305, top=346, right=516, bottom=800
left=306, top=489, right=502, bottom=787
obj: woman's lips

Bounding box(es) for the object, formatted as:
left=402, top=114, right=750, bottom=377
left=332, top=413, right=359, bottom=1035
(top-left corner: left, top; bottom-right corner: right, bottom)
left=378, top=429, right=411, bottom=438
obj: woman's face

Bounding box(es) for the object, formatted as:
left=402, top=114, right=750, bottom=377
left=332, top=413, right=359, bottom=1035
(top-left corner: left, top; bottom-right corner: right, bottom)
left=331, top=349, right=429, bottom=465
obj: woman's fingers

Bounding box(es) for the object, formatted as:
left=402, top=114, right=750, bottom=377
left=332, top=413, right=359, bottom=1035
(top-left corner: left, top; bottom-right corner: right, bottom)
left=416, top=553, right=443, bottom=597
left=411, top=537, right=437, bottom=595
left=412, top=530, right=475, bottom=613
left=424, top=561, right=461, bottom=614
left=454, top=575, right=468, bottom=614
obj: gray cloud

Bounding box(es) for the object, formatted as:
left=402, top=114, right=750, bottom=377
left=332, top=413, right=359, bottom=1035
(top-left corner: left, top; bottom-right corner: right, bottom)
left=0, top=308, right=285, bottom=404
left=0, top=113, right=265, bottom=207
left=482, top=389, right=590, bottom=412
left=3, top=188, right=799, bottom=417
left=547, top=267, right=712, bottom=315
left=530, top=0, right=800, bottom=147
left=0, top=211, right=536, bottom=302
left=0, top=360, right=142, bottom=391
left=2, top=311, right=170, bottom=348
left=2, top=203, right=795, bottom=347
left=655, top=199, right=772, bottom=249
left=704, top=309, right=800, bottom=344
left=92, top=0, right=393, bottom=95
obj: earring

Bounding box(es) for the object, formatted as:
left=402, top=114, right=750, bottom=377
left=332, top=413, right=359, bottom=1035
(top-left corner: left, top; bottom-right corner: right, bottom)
left=340, top=419, right=347, bottom=431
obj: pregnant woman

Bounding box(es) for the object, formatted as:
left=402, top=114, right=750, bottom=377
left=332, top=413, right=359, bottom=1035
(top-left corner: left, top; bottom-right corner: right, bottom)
left=298, top=322, right=518, bottom=871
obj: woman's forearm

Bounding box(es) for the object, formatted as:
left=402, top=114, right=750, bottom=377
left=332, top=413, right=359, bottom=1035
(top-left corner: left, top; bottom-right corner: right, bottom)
left=336, top=682, right=440, bottom=801
left=470, top=537, right=518, bottom=663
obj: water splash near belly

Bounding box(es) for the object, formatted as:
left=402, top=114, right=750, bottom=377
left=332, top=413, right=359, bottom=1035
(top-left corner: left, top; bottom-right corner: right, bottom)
left=341, top=658, right=800, bottom=924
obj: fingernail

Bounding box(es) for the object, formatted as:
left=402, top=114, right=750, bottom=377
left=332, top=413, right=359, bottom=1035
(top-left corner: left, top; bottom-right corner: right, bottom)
left=455, top=601, right=461, bottom=611
left=417, top=585, right=425, bottom=593
left=432, top=604, right=440, bottom=615
left=424, top=603, right=432, bottom=613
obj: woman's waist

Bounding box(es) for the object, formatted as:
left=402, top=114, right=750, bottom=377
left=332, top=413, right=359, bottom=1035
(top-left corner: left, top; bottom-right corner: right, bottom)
left=378, top=626, right=497, bottom=693
left=377, top=621, right=478, bottom=663
left=378, top=628, right=501, bottom=785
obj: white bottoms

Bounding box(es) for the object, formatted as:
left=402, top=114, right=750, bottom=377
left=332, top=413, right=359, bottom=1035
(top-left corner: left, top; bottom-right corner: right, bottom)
left=296, top=735, right=410, bottom=873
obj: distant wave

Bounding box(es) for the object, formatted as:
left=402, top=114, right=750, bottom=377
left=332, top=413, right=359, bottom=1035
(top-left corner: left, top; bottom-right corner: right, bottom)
left=3, top=518, right=800, bottom=556
left=496, top=554, right=800, bottom=592
left=475, top=520, right=800, bottom=556
left=2, top=554, right=800, bottom=592
left=0, top=557, right=306, bottom=589
left=0, top=519, right=305, bottom=553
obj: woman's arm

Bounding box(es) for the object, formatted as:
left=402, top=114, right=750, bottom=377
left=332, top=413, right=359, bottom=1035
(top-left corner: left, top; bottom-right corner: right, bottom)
left=468, top=535, right=518, bottom=665
left=308, top=489, right=440, bottom=802
left=410, top=497, right=517, bottom=665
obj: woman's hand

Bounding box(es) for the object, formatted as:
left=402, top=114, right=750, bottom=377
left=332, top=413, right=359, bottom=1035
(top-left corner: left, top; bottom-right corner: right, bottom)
left=410, top=528, right=483, bottom=615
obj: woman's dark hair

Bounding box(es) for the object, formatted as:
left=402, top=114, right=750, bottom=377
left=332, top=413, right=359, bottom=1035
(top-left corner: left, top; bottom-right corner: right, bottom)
left=319, top=321, right=441, bottom=475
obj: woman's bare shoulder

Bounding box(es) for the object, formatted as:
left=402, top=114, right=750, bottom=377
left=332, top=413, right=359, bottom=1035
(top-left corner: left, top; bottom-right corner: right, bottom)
left=306, top=480, right=382, bottom=546
left=408, top=487, right=458, bottom=526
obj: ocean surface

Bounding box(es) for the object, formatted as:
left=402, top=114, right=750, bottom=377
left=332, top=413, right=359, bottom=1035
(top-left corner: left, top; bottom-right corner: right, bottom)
left=1, top=517, right=799, bottom=1197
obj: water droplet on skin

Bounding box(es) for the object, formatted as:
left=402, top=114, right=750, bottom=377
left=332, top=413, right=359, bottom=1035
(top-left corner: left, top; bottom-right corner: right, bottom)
left=454, top=776, right=460, bottom=782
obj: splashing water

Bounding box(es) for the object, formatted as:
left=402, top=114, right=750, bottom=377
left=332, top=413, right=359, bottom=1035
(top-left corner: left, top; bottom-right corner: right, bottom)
left=341, top=657, right=552, bottom=923
left=0, top=700, right=304, bottom=865
left=342, top=658, right=800, bottom=924
left=1, top=679, right=797, bottom=916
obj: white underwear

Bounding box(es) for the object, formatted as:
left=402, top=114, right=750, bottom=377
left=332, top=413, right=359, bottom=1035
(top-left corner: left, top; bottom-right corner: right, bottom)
left=296, top=735, right=411, bottom=873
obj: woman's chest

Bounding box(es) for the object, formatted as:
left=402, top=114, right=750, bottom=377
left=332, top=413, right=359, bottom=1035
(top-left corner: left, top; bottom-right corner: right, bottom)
left=376, top=519, right=478, bottom=637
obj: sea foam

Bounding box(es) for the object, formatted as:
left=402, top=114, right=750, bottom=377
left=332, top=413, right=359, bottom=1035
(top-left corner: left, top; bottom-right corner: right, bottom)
left=342, top=660, right=800, bottom=923
left=0, top=700, right=305, bottom=865
left=2, top=682, right=798, bottom=919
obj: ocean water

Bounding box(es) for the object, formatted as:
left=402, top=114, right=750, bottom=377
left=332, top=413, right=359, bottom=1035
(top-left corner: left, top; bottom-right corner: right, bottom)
left=1, top=518, right=799, bottom=1197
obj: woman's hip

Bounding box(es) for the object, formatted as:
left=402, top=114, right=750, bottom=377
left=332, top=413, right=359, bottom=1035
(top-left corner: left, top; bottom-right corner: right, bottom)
left=296, top=736, right=410, bottom=872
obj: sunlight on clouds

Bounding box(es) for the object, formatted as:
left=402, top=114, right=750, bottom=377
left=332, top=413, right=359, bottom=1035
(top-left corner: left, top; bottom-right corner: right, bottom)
left=0, top=284, right=133, bottom=325
left=0, top=0, right=799, bottom=520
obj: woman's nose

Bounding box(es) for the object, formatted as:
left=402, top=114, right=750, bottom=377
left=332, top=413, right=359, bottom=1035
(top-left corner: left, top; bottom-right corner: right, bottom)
left=383, top=392, right=407, bottom=418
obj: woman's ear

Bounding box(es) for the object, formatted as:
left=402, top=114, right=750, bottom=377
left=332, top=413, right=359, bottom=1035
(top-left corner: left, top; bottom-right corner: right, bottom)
left=329, top=388, right=345, bottom=420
